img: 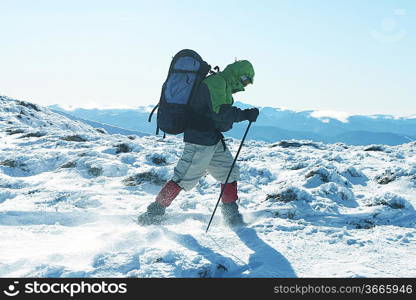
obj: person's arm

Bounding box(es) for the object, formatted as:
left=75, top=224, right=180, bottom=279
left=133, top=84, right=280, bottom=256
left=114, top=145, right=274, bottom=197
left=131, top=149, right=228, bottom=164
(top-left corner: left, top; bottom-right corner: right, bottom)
left=211, top=104, right=245, bottom=131
left=212, top=104, right=259, bottom=132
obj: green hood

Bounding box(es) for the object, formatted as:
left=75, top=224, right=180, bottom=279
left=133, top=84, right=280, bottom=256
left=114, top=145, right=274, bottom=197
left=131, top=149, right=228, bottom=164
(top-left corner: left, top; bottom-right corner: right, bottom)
left=221, top=60, right=255, bottom=94
left=204, top=60, right=255, bottom=113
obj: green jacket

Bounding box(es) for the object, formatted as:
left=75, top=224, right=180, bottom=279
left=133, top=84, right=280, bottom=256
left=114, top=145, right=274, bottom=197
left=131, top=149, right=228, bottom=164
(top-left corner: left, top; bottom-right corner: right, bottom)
left=203, top=60, right=255, bottom=113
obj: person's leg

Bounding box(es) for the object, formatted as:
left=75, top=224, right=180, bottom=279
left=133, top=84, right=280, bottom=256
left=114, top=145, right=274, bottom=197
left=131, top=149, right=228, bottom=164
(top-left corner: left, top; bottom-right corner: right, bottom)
left=207, top=143, right=244, bottom=226
left=207, top=142, right=240, bottom=187
left=138, top=143, right=216, bottom=225
left=171, top=143, right=217, bottom=193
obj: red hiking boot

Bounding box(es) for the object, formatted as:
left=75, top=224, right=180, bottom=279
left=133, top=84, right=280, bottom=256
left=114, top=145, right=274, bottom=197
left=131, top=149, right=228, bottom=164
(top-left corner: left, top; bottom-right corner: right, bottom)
left=220, top=182, right=245, bottom=226
left=155, top=180, right=182, bottom=207
left=221, top=181, right=238, bottom=203
left=137, top=180, right=182, bottom=225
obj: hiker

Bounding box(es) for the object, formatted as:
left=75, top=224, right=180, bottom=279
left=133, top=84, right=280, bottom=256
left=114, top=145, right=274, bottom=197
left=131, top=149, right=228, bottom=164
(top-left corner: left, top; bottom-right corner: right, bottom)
left=138, top=59, right=259, bottom=226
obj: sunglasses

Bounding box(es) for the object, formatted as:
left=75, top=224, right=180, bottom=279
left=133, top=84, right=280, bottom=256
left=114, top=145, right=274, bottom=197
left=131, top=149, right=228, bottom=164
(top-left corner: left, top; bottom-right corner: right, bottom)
left=240, top=75, right=252, bottom=87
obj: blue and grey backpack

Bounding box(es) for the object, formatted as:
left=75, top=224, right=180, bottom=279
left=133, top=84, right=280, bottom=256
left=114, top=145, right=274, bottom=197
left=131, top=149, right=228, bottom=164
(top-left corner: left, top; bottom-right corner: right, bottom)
left=148, top=49, right=213, bottom=135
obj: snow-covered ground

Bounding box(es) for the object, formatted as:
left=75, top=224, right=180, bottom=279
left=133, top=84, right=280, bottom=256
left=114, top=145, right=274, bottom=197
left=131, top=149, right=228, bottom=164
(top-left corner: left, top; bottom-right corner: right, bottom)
left=1, top=96, right=415, bottom=278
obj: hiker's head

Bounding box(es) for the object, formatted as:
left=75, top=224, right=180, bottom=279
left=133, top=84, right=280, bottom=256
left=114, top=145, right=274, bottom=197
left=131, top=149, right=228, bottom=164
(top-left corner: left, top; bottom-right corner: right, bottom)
left=221, top=60, right=255, bottom=93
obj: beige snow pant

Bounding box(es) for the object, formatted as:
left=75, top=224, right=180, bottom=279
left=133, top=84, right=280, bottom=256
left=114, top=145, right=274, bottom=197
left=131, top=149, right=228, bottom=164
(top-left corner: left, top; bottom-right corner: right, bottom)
left=172, top=141, right=240, bottom=191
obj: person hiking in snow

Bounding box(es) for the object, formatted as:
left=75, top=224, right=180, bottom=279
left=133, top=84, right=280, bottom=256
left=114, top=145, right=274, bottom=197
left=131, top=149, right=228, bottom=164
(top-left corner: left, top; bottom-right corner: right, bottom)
left=138, top=59, right=259, bottom=226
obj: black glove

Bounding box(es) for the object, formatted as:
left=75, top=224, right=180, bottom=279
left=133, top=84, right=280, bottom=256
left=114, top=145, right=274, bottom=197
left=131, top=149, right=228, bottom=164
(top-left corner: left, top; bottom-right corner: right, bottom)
left=243, top=108, right=259, bottom=122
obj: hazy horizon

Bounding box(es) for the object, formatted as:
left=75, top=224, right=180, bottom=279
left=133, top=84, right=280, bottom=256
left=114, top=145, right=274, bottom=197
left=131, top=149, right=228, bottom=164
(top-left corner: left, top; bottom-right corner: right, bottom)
left=44, top=99, right=416, bottom=119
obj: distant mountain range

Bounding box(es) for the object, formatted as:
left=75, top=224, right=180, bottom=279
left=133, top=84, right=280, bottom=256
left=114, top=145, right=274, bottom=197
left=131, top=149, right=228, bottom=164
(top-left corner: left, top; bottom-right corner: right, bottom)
left=50, top=108, right=149, bottom=137
left=49, top=103, right=416, bottom=146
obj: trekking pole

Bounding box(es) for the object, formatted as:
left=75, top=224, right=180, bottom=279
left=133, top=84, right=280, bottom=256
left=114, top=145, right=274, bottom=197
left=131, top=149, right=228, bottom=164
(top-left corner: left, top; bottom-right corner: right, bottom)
left=205, top=121, right=253, bottom=233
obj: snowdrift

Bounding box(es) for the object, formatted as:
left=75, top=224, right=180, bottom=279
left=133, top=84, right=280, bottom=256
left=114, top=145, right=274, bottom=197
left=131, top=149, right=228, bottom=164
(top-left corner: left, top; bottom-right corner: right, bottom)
left=1, top=96, right=415, bottom=277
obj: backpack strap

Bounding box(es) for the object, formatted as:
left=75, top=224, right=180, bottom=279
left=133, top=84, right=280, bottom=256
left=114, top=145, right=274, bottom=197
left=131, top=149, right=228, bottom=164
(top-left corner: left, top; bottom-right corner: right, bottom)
left=209, top=66, right=220, bottom=75
left=148, top=104, right=159, bottom=123
left=216, top=130, right=226, bottom=151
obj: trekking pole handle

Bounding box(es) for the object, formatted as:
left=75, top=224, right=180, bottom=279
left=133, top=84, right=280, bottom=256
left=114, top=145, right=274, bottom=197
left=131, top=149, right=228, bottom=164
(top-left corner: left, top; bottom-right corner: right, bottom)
left=205, top=121, right=252, bottom=233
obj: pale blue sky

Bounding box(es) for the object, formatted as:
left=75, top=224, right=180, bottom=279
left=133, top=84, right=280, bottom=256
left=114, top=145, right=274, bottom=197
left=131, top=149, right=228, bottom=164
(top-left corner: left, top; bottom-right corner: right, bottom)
left=0, top=0, right=415, bottom=115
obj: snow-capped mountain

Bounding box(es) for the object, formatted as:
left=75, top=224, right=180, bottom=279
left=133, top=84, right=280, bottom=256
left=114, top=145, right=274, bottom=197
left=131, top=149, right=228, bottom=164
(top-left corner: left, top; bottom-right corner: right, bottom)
left=49, top=103, right=416, bottom=146
left=48, top=104, right=157, bottom=137
left=2, top=95, right=416, bottom=278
